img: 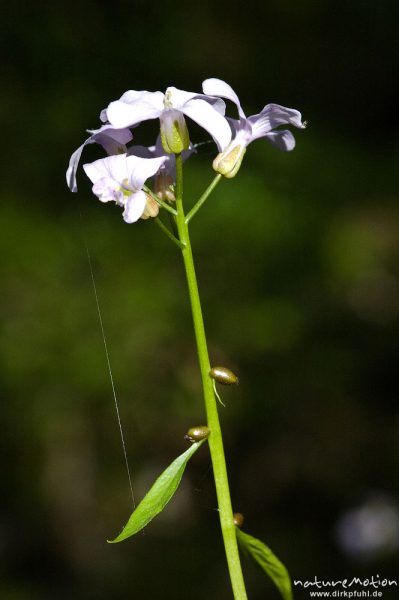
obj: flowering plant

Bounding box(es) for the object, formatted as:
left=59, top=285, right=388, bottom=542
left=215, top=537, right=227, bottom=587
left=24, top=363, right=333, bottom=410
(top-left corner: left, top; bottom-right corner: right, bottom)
left=67, top=78, right=305, bottom=600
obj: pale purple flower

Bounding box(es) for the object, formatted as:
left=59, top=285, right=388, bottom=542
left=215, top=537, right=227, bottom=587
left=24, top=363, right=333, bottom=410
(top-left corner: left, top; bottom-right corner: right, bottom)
left=102, top=86, right=232, bottom=153
left=83, top=154, right=166, bottom=223
left=128, top=135, right=195, bottom=201
left=66, top=125, right=133, bottom=192
left=202, top=78, right=306, bottom=177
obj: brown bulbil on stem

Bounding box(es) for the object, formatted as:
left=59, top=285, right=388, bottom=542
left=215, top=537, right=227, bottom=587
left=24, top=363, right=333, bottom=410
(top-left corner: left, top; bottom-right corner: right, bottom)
left=184, top=425, right=210, bottom=443
left=233, top=512, right=244, bottom=528
left=210, top=366, right=239, bottom=386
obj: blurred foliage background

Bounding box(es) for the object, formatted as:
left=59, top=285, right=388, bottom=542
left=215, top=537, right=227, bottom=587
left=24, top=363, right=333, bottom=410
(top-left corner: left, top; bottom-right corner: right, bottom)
left=1, top=1, right=398, bottom=599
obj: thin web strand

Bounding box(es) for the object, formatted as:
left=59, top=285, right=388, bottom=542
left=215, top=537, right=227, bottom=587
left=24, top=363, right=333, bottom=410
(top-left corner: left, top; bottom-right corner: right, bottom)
left=85, top=242, right=136, bottom=508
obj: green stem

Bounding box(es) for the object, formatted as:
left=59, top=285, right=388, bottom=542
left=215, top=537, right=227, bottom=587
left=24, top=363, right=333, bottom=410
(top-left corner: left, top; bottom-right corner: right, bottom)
left=174, top=154, right=247, bottom=600
left=185, top=174, right=222, bottom=224
left=154, top=217, right=185, bottom=249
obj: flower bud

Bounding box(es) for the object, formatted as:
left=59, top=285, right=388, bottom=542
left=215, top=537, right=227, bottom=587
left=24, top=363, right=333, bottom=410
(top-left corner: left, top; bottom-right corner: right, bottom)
left=213, top=143, right=246, bottom=178
left=209, top=366, right=239, bottom=386
left=184, top=425, right=210, bottom=443
left=154, top=172, right=176, bottom=202
left=233, top=512, right=244, bottom=528
left=160, top=107, right=190, bottom=154
left=140, top=194, right=160, bottom=220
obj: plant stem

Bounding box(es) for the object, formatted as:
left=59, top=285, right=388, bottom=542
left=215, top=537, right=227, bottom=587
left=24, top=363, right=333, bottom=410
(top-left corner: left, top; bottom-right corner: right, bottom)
left=174, top=154, right=248, bottom=600
left=154, top=217, right=185, bottom=249
left=185, top=174, right=222, bottom=223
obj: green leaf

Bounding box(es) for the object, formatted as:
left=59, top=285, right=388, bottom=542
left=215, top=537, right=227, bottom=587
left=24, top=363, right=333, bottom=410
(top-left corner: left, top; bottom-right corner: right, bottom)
left=108, top=441, right=203, bottom=543
left=236, top=528, right=293, bottom=600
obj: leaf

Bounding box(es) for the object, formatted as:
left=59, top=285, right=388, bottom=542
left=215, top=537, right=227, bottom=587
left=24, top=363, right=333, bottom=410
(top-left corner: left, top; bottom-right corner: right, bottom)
left=236, top=528, right=293, bottom=600
left=108, top=441, right=203, bottom=543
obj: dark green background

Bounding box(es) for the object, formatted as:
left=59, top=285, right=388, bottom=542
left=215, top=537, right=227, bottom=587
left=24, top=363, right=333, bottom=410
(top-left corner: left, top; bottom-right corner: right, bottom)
left=1, top=1, right=398, bottom=598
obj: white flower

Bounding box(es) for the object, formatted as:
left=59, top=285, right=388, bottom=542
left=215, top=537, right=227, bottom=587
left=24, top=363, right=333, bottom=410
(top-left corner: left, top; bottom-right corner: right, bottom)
left=102, top=86, right=232, bottom=153
left=83, top=154, right=166, bottom=223
left=202, top=78, right=306, bottom=177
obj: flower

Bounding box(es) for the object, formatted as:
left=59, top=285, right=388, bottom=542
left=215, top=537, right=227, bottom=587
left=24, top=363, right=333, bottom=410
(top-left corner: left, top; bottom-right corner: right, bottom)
left=102, top=86, right=232, bottom=154
left=202, top=78, right=306, bottom=178
left=66, top=125, right=133, bottom=192
left=128, top=135, right=195, bottom=202
left=83, top=154, right=166, bottom=223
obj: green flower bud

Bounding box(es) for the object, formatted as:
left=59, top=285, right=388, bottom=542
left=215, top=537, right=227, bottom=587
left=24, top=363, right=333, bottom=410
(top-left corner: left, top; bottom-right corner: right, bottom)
left=212, top=143, right=246, bottom=178
left=160, top=96, right=190, bottom=154
left=209, top=366, right=239, bottom=386
left=184, top=425, right=210, bottom=443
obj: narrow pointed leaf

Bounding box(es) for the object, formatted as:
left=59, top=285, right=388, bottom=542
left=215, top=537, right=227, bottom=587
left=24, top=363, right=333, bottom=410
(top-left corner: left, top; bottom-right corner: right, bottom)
left=108, top=441, right=203, bottom=543
left=236, top=528, right=293, bottom=600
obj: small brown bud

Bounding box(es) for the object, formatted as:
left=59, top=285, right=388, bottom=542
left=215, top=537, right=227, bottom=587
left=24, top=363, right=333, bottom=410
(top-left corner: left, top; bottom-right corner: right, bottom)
left=141, top=194, right=160, bottom=220
left=233, top=512, right=244, bottom=528
left=184, top=425, right=210, bottom=443
left=154, top=172, right=175, bottom=202
left=209, top=366, right=239, bottom=386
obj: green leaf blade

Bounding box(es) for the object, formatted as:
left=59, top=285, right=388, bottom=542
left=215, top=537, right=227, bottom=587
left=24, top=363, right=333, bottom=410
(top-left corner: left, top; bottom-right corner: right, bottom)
left=236, top=528, right=293, bottom=600
left=109, top=441, right=203, bottom=543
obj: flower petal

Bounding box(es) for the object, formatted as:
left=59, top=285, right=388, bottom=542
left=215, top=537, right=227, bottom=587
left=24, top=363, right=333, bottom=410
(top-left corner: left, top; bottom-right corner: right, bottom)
left=227, top=117, right=253, bottom=146
left=181, top=98, right=232, bottom=151
left=126, top=155, right=167, bottom=191
left=163, top=86, right=225, bottom=114
left=123, top=190, right=147, bottom=223
left=100, top=91, right=151, bottom=121
left=67, top=144, right=90, bottom=192
left=164, top=86, right=199, bottom=108
left=106, top=91, right=164, bottom=128
left=119, top=90, right=157, bottom=103
left=263, top=129, right=296, bottom=151
left=91, top=128, right=132, bottom=155
left=249, top=104, right=305, bottom=138
left=83, top=154, right=130, bottom=188
left=66, top=125, right=132, bottom=192
left=127, top=144, right=155, bottom=159
left=202, top=78, right=246, bottom=119
left=204, top=95, right=226, bottom=115
left=92, top=177, right=121, bottom=203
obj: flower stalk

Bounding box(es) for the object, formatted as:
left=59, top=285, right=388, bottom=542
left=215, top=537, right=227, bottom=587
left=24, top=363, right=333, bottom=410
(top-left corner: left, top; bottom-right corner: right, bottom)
left=174, top=154, right=248, bottom=600
left=154, top=217, right=184, bottom=249
left=185, top=173, right=222, bottom=223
